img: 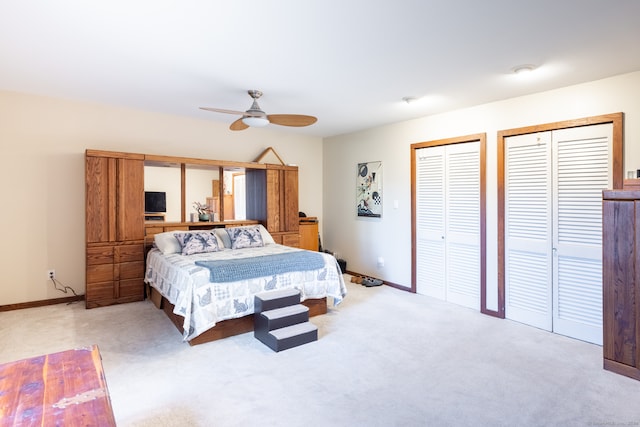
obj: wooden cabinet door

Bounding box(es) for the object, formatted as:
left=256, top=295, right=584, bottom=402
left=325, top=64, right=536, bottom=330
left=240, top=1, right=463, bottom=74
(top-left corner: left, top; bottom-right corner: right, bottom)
left=86, top=156, right=116, bottom=243
left=265, top=168, right=281, bottom=232
left=602, top=189, right=640, bottom=381
left=86, top=155, right=144, bottom=243
left=603, top=197, right=638, bottom=367
left=265, top=166, right=299, bottom=233
left=282, top=168, right=299, bottom=233
left=116, top=158, right=144, bottom=241
left=299, top=221, right=318, bottom=251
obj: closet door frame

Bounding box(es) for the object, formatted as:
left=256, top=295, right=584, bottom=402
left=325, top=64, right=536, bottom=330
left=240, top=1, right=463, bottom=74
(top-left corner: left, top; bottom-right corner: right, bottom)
left=411, top=134, right=488, bottom=313
left=497, top=113, right=624, bottom=318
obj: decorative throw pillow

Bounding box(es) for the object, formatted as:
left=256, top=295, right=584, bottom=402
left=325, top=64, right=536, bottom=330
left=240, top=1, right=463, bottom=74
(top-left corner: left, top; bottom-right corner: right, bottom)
left=215, top=224, right=275, bottom=248
left=174, top=231, right=220, bottom=255
left=257, top=224, right=276, bottom=245
left=154, top=231, right=182, bottom=255
left=226, top=225, right=264, bottom=249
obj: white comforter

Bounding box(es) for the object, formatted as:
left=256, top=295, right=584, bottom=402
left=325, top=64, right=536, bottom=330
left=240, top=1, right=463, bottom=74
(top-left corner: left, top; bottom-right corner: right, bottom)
left=145, top=244, right=347, bottom=341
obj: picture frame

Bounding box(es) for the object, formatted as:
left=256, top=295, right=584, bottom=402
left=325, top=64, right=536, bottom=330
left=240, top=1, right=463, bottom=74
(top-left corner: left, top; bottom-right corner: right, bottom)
left=356, top=161, right=382, bottom=217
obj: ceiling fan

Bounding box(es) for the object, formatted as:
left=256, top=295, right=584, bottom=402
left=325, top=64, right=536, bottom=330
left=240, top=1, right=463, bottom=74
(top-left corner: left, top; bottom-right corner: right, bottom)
left=200, top=90, right=317, bottom=131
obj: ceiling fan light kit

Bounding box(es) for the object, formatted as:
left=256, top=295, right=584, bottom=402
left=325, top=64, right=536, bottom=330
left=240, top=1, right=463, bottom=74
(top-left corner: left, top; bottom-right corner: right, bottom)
left=200, top=90, right=318, bottom=131
left=242, top=116, right=269, bottom=127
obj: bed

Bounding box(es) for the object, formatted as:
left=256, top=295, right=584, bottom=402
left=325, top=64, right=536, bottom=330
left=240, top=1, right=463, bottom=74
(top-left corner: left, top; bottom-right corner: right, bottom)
left=144, top=224, right=347, bottom=345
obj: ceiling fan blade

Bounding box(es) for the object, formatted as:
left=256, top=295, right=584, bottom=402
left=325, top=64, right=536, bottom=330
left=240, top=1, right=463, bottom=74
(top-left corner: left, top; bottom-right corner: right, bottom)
left=229, top=118, right=249, bottom=131
left=200, top=107, right=246, bottom=115
left=200, top=106, right=264, bottom=117
left=267, top=114, right=318, bottom=127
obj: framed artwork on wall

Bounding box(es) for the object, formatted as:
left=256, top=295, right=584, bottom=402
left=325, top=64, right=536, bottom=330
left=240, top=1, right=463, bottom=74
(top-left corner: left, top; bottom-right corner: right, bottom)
left=356, top=161, right=382, bottom=218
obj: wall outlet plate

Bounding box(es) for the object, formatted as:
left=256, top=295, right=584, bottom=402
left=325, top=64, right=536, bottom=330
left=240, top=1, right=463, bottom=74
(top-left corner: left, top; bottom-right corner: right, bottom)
left=47, top=269, right=55, bottom=280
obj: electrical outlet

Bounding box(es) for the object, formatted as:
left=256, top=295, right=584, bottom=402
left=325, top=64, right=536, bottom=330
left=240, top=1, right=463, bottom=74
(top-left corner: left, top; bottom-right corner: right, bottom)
left=47, top=269, right=55, bottom=280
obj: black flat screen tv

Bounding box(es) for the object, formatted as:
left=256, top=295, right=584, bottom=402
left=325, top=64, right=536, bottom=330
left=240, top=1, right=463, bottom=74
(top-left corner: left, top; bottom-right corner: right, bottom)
left=145, top=191, right=166, bottom=213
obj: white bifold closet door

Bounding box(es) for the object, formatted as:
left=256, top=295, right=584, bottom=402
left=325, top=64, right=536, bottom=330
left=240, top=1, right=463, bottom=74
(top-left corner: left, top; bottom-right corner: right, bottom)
left=505, top=124, right=612, bottom=345
left=415, top=141, right=480, bottom=310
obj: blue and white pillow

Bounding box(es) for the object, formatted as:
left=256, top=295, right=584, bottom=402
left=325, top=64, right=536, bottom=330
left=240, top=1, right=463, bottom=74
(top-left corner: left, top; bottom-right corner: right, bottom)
left=226, top=226, right=264, bottom=249
left=175, top=231, right=221, bottom=255
left=215, top=224, right=275, bottom=248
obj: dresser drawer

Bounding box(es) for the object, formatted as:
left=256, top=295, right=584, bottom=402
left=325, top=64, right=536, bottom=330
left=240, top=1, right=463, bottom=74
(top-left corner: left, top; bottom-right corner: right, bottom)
left=281, top=233, right=300, bottom=248
left=86, top=246, right=114, bottom=265
left=118, top=261, right=145, bottom=280
left=87, top=264, right=113, bottom=283
left=115, top=244, right=144, bottom=263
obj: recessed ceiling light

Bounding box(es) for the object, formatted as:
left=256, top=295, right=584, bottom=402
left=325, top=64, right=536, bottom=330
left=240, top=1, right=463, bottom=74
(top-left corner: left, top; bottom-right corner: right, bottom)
left=511, top=64, right=537, bottom=74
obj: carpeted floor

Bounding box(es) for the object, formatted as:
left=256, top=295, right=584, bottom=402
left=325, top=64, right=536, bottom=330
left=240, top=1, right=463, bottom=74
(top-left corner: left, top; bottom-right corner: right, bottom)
left=1, top=276, right=639, bottom=426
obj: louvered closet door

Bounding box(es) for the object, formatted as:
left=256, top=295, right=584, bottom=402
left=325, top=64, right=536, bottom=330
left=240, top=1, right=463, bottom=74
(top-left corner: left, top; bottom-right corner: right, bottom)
left=505, top=133, right=553, bottom=331
left=444, top=142, right=481, bottom=308
left=416, top=146, right=446, bottom=299
left=416, top=142, right=480, bottom=309
left=552, top=124, right=611, bottom=345
left=505, top=124, right=611, bottom=344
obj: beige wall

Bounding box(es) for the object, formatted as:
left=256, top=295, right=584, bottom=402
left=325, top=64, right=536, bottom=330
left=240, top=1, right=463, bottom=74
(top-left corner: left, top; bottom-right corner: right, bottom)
left=4, top=71, right=639, bottom=308
left=0, top=90, right=323, bottom=305
left=322, top=71, right=640, bottom=311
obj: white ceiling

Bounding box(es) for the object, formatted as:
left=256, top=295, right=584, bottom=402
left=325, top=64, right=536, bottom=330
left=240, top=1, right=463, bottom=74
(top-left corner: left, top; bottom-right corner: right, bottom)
left=1, top=1, right=639, bottom=138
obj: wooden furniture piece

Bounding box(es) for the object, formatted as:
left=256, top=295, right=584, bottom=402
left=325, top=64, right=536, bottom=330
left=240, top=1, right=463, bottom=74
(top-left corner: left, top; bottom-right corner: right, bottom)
left=602, top=179, right=640, bottom=381
left=0, top=345, right=116, bottom=425
left=144, top=212, right=165, bottom=221
left=623, top=178, right=640, bottom=191
left=299, top=217, right=319, bottom=251
left=144, top=219, right=259, bottom=248
left=246, top=164, right=300, bottom=247
left=86, top=149, right=301, bottom=309
left=86, top=150, right=145, bottom=308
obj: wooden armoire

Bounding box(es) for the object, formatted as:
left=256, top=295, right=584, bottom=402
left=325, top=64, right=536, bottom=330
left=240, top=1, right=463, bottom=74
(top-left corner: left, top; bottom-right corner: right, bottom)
left=85, top=150, right=145, bottom=308
left=602, top=179, right=640, bottom=381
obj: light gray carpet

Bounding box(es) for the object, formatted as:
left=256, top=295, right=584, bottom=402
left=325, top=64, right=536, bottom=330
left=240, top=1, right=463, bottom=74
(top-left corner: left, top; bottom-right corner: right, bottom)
left=1, top=276, right=639, bottom=426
